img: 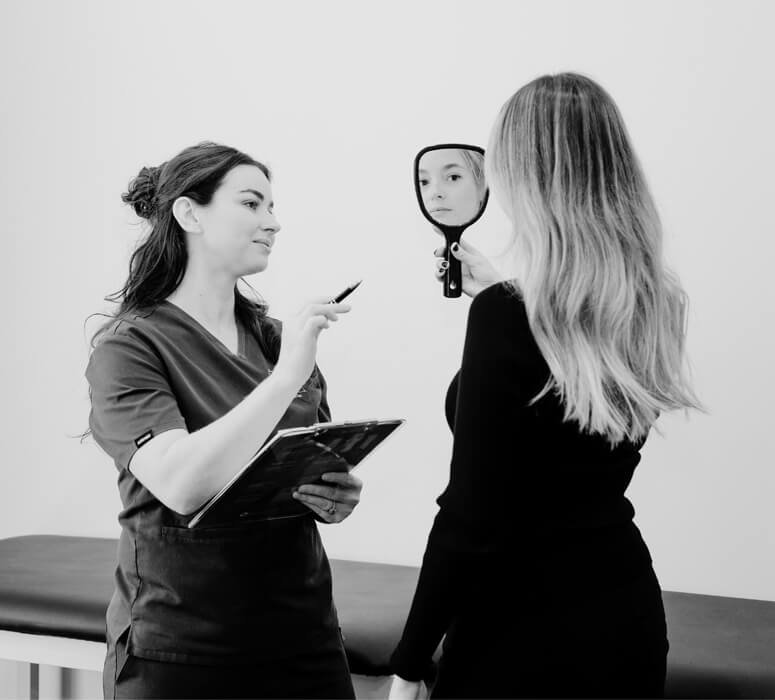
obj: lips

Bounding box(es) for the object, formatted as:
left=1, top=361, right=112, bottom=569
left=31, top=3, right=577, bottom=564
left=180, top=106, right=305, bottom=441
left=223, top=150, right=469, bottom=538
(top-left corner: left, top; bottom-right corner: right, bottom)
left=253, top=239, right=272, bottom=249
left=430, top=208, right=452, bottom=213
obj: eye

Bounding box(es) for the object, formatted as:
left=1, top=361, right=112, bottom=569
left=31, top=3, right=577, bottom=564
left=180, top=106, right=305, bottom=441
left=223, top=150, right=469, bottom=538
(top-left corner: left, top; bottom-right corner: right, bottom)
left=447, top=173, right=462, bottom=182
left=244, top=200, right=259, bottom=210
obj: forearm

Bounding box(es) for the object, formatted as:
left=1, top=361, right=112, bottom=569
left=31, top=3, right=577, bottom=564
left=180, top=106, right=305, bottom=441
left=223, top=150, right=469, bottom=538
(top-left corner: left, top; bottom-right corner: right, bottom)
left=391, top=513, right=466, bottom=680
left=393, top=285, right=529, bottom=677
left=159, top=370, right=302, bottom=514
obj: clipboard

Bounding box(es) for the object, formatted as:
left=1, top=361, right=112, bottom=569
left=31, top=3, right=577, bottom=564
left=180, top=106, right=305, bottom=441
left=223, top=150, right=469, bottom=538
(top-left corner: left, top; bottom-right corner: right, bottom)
left=187, top=418, right=405, bottom=528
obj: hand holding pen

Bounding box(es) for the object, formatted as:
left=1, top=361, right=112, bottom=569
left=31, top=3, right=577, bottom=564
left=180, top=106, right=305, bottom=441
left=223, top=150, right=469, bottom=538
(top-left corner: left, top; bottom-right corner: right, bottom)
left=273, top=281, right=362, bottom=388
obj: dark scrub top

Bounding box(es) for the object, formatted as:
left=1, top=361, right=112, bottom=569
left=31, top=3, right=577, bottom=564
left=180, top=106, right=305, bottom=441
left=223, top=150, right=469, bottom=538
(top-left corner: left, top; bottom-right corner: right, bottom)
left=85, top=301, right=339, bottom=666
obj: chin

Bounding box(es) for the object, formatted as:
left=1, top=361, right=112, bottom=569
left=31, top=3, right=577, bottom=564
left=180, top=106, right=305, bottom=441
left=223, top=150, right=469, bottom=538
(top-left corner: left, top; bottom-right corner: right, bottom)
left=241, top=260, right=269, bottom=276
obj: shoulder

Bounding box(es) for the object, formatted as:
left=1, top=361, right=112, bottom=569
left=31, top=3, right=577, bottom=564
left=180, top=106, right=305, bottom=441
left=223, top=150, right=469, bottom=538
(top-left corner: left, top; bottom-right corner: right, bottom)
left=87, top=308, right=170, bottom=376
left=93, top=308, right=165, bottom=350
left=464, top=282, right=544, bottom=369
left=468, top=281, right=529, bottom=332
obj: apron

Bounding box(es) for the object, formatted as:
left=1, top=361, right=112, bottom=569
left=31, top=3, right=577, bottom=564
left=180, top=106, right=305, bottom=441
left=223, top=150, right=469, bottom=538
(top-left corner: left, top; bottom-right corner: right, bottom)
left=107, top=511, right=339, bottom=667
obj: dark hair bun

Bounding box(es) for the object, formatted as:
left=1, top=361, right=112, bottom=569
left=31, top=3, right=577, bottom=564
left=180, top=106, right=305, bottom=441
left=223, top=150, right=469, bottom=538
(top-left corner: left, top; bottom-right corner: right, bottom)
left=122, top=165, right=162, bottom=219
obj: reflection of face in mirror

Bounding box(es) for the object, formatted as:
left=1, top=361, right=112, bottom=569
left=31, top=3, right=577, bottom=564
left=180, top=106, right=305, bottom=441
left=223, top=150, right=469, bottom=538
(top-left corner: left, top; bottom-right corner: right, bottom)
left=418, top=148, right=486, bottom=226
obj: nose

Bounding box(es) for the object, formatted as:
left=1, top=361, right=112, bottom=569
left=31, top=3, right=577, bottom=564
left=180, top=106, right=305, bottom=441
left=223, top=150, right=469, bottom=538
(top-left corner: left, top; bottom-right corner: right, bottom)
left=261, top=211, right=281, bottom=236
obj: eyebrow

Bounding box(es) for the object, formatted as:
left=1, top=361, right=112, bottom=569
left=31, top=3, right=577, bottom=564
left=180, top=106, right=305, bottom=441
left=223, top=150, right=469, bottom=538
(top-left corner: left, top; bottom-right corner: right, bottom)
left=418, top=164, right=465, bottom=174
left=239, top=189, right=274, bottom=207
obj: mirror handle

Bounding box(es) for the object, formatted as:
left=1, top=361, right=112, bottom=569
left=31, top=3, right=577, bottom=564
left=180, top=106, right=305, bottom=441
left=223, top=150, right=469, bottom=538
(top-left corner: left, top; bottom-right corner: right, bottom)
left=444, top=241, right=463, bottom=298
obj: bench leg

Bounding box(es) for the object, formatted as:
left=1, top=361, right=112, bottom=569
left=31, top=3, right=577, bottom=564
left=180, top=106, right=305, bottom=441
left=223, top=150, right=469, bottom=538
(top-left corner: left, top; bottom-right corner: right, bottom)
left=29, top=662, right=38, bottom=700
left=61, top=666, right=75, bottom=699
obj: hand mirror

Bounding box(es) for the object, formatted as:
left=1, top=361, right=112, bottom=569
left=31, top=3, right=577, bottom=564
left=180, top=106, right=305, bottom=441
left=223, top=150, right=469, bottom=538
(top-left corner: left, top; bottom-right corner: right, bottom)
left=414, top=144, right=489, bottom=298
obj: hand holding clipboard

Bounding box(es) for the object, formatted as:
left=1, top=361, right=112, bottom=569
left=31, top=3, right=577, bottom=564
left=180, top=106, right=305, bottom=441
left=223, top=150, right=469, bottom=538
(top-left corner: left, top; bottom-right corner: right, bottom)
left=188, top=418, right=404, bottom=528
left=291, top=461, right=361, bottom=522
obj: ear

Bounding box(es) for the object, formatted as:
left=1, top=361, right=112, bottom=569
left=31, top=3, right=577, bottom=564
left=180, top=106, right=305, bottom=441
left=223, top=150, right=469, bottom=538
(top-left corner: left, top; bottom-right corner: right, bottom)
left=172, top=196, right=202, bottom=234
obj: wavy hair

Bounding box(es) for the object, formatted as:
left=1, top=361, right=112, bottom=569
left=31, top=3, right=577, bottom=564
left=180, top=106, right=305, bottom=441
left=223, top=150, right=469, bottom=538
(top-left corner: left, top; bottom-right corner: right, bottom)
left=486, top=73, right=702, bottom=445
left=457, top=148, right=486, bottom=196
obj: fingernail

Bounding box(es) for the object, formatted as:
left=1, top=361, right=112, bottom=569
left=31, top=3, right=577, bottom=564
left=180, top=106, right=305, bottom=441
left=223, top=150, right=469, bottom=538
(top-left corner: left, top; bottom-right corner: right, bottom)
left=440, top=261, right=449, bottom=269
left=451, top=242, right=459, bottom=252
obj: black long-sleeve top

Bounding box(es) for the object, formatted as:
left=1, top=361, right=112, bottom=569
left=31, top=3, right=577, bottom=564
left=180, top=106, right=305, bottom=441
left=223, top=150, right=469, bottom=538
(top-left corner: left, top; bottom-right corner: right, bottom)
left=389, top=282, right=653, bottom=681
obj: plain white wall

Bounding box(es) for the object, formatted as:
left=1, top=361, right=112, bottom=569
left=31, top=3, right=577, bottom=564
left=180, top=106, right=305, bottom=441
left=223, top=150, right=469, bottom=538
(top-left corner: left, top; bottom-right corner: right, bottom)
left=1, top=0, right=773, bottom=602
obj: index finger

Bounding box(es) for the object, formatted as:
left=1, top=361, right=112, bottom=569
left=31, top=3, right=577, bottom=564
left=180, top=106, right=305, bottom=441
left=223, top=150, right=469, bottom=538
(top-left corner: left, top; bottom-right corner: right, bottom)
left=328, top=302, right=351, bottom=313
left=307, top=303, right=351, bottom=317
left=321, top=471, right=362, bottom=488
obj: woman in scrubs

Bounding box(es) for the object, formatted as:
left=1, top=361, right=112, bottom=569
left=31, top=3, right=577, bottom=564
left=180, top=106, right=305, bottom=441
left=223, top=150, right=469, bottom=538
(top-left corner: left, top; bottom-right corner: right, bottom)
left=86, top=141, right=359, bottom=699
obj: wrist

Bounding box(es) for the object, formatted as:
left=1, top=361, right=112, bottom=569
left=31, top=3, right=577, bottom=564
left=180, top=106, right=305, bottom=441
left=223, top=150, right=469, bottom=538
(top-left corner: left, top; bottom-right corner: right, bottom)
left=263, top=366, right=304, bottom=396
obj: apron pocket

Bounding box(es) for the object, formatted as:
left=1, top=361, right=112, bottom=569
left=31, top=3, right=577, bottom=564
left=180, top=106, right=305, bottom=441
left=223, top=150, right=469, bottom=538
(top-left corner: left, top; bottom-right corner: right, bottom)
left=130, top=518, right=335, bottom=663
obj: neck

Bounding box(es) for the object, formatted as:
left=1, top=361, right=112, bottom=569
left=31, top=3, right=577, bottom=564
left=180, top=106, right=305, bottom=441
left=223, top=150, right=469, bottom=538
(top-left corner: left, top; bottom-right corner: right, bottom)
left=166, top=257, right=238, bottom=330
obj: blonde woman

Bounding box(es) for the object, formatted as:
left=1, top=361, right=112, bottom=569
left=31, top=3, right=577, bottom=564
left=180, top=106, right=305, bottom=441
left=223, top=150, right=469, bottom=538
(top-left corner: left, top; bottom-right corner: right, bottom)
left=389, top=73, right=701, bottom=699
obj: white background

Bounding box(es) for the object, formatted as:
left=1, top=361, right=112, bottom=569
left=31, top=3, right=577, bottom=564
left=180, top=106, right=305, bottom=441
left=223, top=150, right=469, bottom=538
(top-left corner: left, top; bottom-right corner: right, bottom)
left=1, top=0, right=773, bottom=606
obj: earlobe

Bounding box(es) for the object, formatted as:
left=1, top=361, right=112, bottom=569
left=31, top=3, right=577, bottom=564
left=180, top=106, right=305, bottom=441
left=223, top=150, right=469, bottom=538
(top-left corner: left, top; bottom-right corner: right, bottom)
left=172, top=196, right=202, bottom=234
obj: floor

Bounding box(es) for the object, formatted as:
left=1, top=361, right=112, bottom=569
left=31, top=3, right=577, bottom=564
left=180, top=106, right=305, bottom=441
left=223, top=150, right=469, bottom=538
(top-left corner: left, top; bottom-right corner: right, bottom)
left=0, top=660, right=395, bottom=699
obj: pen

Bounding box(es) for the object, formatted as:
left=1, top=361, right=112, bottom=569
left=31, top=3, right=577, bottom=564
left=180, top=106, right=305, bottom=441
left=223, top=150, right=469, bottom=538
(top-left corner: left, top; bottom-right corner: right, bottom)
left=329, top=280, right=362, bottom=304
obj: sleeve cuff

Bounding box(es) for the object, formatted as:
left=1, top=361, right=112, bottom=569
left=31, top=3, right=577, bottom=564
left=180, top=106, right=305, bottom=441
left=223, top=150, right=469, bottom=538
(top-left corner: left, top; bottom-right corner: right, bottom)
left=389, top=643, right=437, bottom=683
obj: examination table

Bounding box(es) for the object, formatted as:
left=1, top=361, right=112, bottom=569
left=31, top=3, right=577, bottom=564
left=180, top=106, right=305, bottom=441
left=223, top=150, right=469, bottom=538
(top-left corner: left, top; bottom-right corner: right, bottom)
left=1, top=535, right=773, bottom=698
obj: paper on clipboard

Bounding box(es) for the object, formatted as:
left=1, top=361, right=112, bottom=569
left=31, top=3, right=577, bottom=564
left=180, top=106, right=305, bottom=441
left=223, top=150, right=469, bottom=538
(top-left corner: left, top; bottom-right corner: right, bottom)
left=187, top=418, right=404, bottom=528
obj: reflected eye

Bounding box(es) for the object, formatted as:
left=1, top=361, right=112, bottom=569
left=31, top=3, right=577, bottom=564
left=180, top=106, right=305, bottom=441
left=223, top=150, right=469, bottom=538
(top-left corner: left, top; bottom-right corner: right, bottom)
left=419, top=178, right=429, bottom=187
left=447, top=173, right=462, bottom=182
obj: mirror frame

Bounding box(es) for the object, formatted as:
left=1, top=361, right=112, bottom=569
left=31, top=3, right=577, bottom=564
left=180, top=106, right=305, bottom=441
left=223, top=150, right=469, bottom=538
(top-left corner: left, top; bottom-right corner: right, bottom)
left=413, top=143, right=489, bottom=234
left=413, top=143, right=489, bottom=298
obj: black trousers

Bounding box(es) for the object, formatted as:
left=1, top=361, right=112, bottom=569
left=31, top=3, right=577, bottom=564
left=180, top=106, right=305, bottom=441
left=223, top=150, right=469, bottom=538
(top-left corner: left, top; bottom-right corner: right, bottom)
left=431, top=567, right=668, bottom=699
left=103, top=630, right=355, bottom=700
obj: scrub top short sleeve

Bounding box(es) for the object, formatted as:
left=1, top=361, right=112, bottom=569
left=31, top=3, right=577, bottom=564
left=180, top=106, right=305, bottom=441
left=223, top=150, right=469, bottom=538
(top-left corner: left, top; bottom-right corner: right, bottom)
left=86, top=323, right=187, bottom=472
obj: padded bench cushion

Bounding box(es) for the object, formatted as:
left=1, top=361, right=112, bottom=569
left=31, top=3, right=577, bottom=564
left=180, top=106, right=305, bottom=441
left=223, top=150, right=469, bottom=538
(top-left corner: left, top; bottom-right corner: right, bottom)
left=0, top=535, right=114, bottom=642
left=661, top=591, right=775, bottom=699
left=0, top=535, right=416, bottom=674
left=1, top=535, right=774, bottom=698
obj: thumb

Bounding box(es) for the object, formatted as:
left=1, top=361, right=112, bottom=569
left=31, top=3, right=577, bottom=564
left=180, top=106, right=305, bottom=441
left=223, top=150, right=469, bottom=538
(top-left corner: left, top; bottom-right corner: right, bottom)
left=449, top=241, right=473, bottom=262
left=455, top=238, right=484, bottom=257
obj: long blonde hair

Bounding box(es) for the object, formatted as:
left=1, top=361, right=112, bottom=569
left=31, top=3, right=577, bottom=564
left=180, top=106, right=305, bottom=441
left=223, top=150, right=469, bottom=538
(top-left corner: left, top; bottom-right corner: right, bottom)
left=458, top=148, right=487, bottom=196
left=486, top=73, right=702, bottom=445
